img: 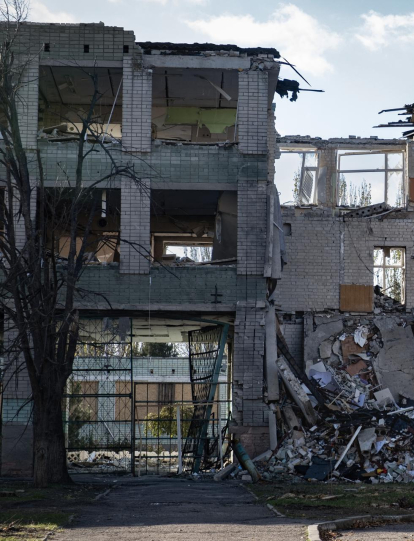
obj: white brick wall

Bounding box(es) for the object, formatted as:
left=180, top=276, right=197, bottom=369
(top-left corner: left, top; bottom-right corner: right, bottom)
left=122, top=56, right=152, bottom=153
left=278, top=210, right=414, bottom=312
left=238, top=71, right=268, bottom=155
left=237, top=180, right=267, bottom=275
left=16, top=57, right=39, bottom=150
left=120, top=178, right=150, bottom=274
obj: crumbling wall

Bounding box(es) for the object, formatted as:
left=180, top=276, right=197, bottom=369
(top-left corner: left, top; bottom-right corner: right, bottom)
left=277, top=209, right=341, bottom=311
left=278, top=209, right=414, bottom=312
left=281, top=317, right=304, bottom=367
left=343, top=215, right=414, bottom=306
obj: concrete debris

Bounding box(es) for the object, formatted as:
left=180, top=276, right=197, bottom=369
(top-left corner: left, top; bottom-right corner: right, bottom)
left=248, top=311, right=414, bottom=485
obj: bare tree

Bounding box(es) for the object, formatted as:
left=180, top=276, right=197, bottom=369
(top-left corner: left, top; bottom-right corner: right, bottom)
left=0, top=1, right=148, bottom=486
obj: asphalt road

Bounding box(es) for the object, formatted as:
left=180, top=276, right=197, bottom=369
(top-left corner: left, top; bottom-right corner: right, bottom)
left=56, top=477, right=308, bottom=541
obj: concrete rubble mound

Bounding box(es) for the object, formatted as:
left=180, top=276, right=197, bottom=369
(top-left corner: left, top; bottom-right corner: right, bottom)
left=237, top=306, right=414, bottom=484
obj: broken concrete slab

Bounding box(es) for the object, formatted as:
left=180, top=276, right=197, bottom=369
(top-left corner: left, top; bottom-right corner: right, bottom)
left=305, top=315, right=344, bottom=361
left=373, top=317, right=414, bottom=400
left=214, top=463, right=237, bottom=481
left=319, top=339, right=332, bottom=359
left=276, top=357, right=317, bottom=425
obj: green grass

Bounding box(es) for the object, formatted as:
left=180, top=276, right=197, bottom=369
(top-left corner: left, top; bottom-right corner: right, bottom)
left=0, top=511, right=70, bottom=540
left=250, top=482, right=414, bottom=520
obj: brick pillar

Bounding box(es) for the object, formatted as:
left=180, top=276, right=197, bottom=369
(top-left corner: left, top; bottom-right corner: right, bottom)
left=122, top=54, right=152, bottom=152
left=120, top=179, right=150, bottom=274
left=238, top=70, right=268, bottom=154
left=237, top=180, right=267, bottom=276
left=16, top=57, right=39, bottom=150
left=232, top=304, right=269, bottom=456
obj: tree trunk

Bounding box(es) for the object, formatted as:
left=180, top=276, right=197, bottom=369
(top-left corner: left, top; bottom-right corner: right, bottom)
left=32, top=384, right=71, bottom=487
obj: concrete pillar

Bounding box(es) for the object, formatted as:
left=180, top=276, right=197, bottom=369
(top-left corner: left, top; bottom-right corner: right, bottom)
left=407, top=141, right=414, bottom=204
left=122, top=54, right=152, bottom=152
left=120, top=178, right=150, bottom=274
left=318, top=148, right=337, bottom=207
left=238, top=70, right=268, bottom=155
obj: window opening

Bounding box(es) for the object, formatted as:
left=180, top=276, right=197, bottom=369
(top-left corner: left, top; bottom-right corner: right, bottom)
left=151, top=68, right=238, bottom=144
left=276, top=151, right=317, bottom=206
left=373, top=247, right=405, bottom=303
left=84, top=44, right=90, bottom=53
left=338, top=151, right=404, bottom=208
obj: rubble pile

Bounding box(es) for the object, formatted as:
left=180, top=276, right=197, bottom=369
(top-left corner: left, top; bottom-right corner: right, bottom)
left=253, top=311, right=414, bottom=484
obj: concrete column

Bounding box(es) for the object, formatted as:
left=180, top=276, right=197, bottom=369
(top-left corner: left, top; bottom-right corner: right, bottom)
left=120, top=178, right=150, bottom=274
left=238, top=70, right=268, bottom=155
left=407, top=141, right=414, bottom=203
left=122, top=54, right=152, bottom=152
left=318, top=148, right=337, bottom=207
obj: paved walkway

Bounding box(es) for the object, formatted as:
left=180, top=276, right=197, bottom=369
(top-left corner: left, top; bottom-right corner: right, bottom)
left=340, top=522, right=414, bottom=540
left=56, top=477, right=308, bottom=541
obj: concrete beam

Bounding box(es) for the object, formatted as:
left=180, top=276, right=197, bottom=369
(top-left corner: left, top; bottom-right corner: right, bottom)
left=40, top=59, right=123, bottom=68
left=143, top=54, right=250, bottom=70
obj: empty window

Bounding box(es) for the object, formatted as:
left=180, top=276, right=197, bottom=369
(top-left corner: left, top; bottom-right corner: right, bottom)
left=84, top=44, right=90, bottom=53
left=373, top=247, right=405, bottom=303
left=163, top=242, right=213, bottom=263
left=43, top=43, right=50, bottom=52
left=338, top=151, right=404, bottom=208
left=123, top=45, right=129, bottom=53
left=276, top=151, right=317, bottom=206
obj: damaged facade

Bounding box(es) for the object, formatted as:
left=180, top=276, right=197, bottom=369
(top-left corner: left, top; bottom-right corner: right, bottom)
left=2, top=21, right=414, bottom=483
left=0, top=22, right=285, bottom=475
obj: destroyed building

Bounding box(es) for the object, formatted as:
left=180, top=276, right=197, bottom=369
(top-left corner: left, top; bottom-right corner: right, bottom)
left=2, top=21, right=414, bottom=482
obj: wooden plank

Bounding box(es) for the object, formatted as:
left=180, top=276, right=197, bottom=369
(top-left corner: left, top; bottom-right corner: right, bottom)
left=340, top=284, right=373, bottom=312
left=409, top=178, right=414, bottom=202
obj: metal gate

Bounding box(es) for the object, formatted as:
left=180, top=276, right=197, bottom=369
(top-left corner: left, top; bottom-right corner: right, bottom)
left=64, top=318, right=134, bottom=474
left=133, top=322, right=230, bottom=475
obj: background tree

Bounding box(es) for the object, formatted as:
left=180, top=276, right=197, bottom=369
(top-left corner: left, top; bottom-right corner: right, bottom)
left=0, top=1, right=147, bottom=486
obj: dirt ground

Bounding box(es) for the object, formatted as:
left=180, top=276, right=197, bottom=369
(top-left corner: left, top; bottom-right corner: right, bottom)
left=4, top=476, right=414, bottom=540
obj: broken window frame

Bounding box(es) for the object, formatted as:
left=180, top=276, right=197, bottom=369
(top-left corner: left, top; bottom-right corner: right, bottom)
left=337, top=151, right=405, bottom=207
left=279, top=150, right=318, bottom=206
left=373, top=246, right=406, bottom=304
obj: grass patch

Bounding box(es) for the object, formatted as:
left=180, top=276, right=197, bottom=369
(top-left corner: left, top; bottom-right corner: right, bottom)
left=0, top=511, right=70, bottom=540
left=249, top=482, right=414, bottom=520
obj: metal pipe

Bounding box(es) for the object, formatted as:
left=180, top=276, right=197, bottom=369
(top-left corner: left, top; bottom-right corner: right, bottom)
left=177, top=405, right=183, bottom=474
left=233, top=440, right=260, bottom=483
